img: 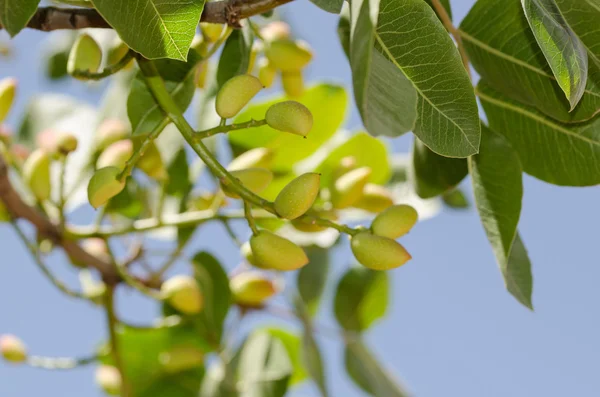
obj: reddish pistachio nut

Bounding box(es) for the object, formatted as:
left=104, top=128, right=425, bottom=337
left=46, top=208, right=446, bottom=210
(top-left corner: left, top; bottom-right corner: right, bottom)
left=330, top=167, right=372, bottom=209
left=351, top=232, right=411, bottom=270
left=95, top=365, right=122, bottom=396
left=221, top=168, right=273, bottom=199
left=23, top=149, right=51, bottom=202
left=281, top=70, right=305, bottom=98
left=230, top=272, right=278, bottom=307
left=96, top=119, right=130, bottom=151
left=96, top=139, right=133, bottom=170
left=274, top=173, right=321, bottom=220
left=354, top=184, right=394, bottom=213
left=0, top=77, right=17, bottom=122
left=161, top=275, right=204, bottom=315
left=36, top=129, right=59, bottom=153
left=260, top=21, right=291, bottom=42
left=265, top=39, right=313, bottom=71
left=250, top=230, right=309, bottom=271
left=201, top=23, right=225, bottom=43
left=227, top=147, right=274, bottom=171
left=0, top=334, right=27, bottom=363
left=56, top=132, right=78, bottom=155
left=87, top=167, right=126, bottom=209
left=67, top=34, right=102, bottom=78
left=215, top=74, right=263, bottom=119
left=83, top=238, right=111, bottom=263
left=265, top=101, right=313, bottom=137
left=371, top=204, right=418, bottom=239
left=257, top=58, right=277, bottom=88
left=159, top=345, right=204, bottom=373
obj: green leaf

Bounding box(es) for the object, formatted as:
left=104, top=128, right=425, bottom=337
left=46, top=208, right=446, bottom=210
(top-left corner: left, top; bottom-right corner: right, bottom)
left=337, top=4, right=351, bottom=59
left=297, top=247, right=329, bottom=317
left=468, top=125, right=532, bottom=309
left=459, top=0, right=600, bottom=123
left=349, top=0, right=480, bottom=157
left=301, top=331, right=328, bottom=396
left=309, top=0, right=343, bottom=14
left=217, top=26, right=253, bottom=87
left=424, top=0, right=452, bottom=21
left=410, top=138, right=468, bottom=199
left=106, top=178, right=147, bottom=218
left=442, top=189, right=470, bottom=209
left=504, top=233, right=534, bottom=310
left=334, top=266, right=389, bottom=333
left=522, top=0, right=588, bottom=110
left=555, top=0, right=600, bottom=67
left=90, top=0, right=204, bottom=60
left=345, top=339, right=409, bottom=397
left=0, top=0, right=40, bottom=36
left=478, top=81, right=600, bottom=186
left=200, top=360, right=239, bottom=397
left=265, top=328, right=308, bottom=386
left=230, top=84, right=347, bottom=172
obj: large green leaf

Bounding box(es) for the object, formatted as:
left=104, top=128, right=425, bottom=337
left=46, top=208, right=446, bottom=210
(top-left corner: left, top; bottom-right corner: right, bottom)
left=478, top=81, right=600, bottom=186
left=349, top=0, right=480, bottom=157
left=297, top=247, right=329, bottom=317
left=504, top=233, right=534, bottom=310
left=459, top=0, right=600, bottom=123
left=555, top=0, right=600, bottom=67
left=265, top=328, right=308, bottom=386
left=309, top=0, right=343, bottom=14
left=410, top=138, right=468, bottom=199
left=0, top=0, right=40, bottom=36
left=334, top=266, right=389, bottom=333
left=91, top=0, right=204, bottom=60
left=301, top=330, right=328, bottom=396
left=217, top=26, right=253, bottom=87
left=337, top=4, right=351, bottom=59
left=522, top=0, right=588, bottom=110
left=468, top=126, right=532, bottom=309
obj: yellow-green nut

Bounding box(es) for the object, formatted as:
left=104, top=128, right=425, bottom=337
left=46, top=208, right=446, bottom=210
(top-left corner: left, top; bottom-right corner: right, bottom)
left=250, top=230, right=309, bottom=271
left=107, top=39, right=133, bottom=70
left=371, top=204, right=418, bottom=239
left=96, top=140, right=133, bottom=170
left=134, top=140, right=167, bottom=181
left=282, top=70, right=305, bottom=98
left=230, top=272, right=278, bottom=307
left=161, top=275, right=204, bottom=315
left=216, top=74, right=263, bottom=119
left=350, top=232, right=411, bottom=270
left=354, top=184, right=394, bottom=213
left=258, top=58, right=277, bottom=88
left=227, top=147, right=273, bottom=171
left=201, top=23, right=225, bottom=43
left=0, top=334, right=27, bottom=363
left=274, top=173, right=320, bottom=220
left=82, top=280, right=107, bottom=305
left=67, top=33, right=102, bottom=79
left=23, top=149, right=51, bottom=202
left=265, top=101, right=313, bottom=137
left=191, top=35, right=208, bottom=57
left=56, top=132, right=78, bottom=155
left=87, top=167, right=126, bottom=209
left=159, top=345, right=204, bottom=373
left=0, top=78, right=17, bottom=122
left=95, top=365, right=122, bottom=396
left=331, top=166, right=372, bottom=209
left=247, top=42, right=262, bottom=73
left=195, top=62, right=208, bottom=89
left=96, top=119, right=130, bottom=151
left=332, top=156, right=358, bottom=180
left=265, top=39, right=313, bottom=71
left=240, top=241, right=257, bottom=267
left=187, top=192, right=217, bottom=211
left=221, top=168, right=273, bottom=199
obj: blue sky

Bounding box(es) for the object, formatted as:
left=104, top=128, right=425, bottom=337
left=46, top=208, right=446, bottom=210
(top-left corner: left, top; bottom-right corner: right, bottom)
left=2, top=1, right=600, bottom=396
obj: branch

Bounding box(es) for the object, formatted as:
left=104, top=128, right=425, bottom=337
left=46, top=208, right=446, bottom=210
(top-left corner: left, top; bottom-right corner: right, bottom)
left=11, top=0, right=294, bottom=32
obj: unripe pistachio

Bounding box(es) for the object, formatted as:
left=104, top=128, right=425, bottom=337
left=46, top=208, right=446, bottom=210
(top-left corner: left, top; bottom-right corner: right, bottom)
left=291, top=210, right=337, bottom=233
left=330, top=167, right=372, bottom=209
left=83, top=280, right=107, bottom=305
left=187, top=192, right=219, bottom=211
left=56, top=132, right=78, bottom=155
left=96, top=119, right=130, bottom=151
left=87, top=167, right=126, bottom=209
left=23, top=149, right=51, bottom=202
left=274, top=173, right=320, bottom=220
left=215, top=74, right=263, bottom=119
left=159, top=345, right=204, bottom=373
left=260, top=21, right=291, bottom=42
left=281, top=70, right=304, bottom=98
left=354, top=184, right=394, bottom=213
left=371, top=204, right=418, bottom=239
left=134, top=140, right=167, bottom=181
left=11, top=144, right=30, bottom=164
left=332, top=156, right=357, bottom=180
left=191, top=35, right=208, bottom=57
left=161, top=275, right=203, bottom=315
left=221, top=168, right=273, bottom=199
left=0, top=78, right=17, bottom=122
left=0, top=334, right=27, bottom=363
left=257, top=58, right=277, bottom=88
left=201, top=23, right=225, bottom=43
left=67, top=34, right=102, bottom=78
left=350, top=232, right=411, bottom=270
left=265, top=101, right=313, bottom=137
left=83, top=238, right=111, bottom=263
left=36, top=129, right=59, bottom=153
left=228, top=148, right=273, bottom=171
left=95, top=365, right=122, bottom=396
left=96, top=139, right=133, bottom=170
left=240, top=241, right=257, bottom=266
left=250, top=230, right=309, bottom=271
left=265, top=39, right=313, bottom=71
left=195, top=62, right=208, bottom=89
left=247, top=42, right=262, bottom=73
left=230, top=272, right=278, bottom=307
left=107, top=38, right=133, bottom=70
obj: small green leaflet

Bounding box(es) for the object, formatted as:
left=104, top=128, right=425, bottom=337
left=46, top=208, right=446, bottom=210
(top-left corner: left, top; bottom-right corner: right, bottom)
left=555, top=0, right=600, bottom=68
left=0, top=0, right=40, bottom=36
left=217, top=26, right=253, bottom=87
left=309, top=0, right=344, bottom=14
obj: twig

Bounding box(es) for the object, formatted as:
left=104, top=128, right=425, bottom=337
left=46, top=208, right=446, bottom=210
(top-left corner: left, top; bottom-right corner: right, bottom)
left=104, top=286, right=131, bottom=397
left=27, top=354, right=97, bottom=370
left=193, top=119, right=267, bottom=141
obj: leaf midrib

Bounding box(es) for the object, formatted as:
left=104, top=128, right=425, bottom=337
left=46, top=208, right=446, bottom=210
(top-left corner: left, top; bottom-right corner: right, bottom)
left=146, top=0, right=185, bottom=60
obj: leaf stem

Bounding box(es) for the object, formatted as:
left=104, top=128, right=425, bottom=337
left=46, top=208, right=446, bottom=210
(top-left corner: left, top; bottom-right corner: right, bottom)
left=71, top=50, right=135, bottom=81
left=58, top=156, right=67, bottom=228
left=244, top=201, right=259, bottom=235
left=27, top=354, right=97, bottom=370
left=194, top=119, right=267, bottom=141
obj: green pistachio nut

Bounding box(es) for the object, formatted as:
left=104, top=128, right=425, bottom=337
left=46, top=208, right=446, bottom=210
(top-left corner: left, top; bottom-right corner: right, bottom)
left=230, top=272, right=278, bottom=307
left=96, top=119, right=130, bottom=151
left=159, top=345, right=204, bottom=373
left=332, top=156, right=358, bottom=180
left=201, top=23, right=225, bottom=43
left=187, top=192, right=219, bottom=211
left=241, top=241, right=258, bottom=267
left=351, top=232, right=411, bottom=270
left=0, top=78, right=17, bottom=122
left=354, top=184, right=394, bottom=213
left=250, top=230, right=309, bottom=271
left=216, top=74, right=263, bottom=119
left=133, top=139, right=167, bottom=181
left=23, top=149, right=51, bottom=202
left=87, top=167, right=126, bottom=209
left=67, top=34, right=102, bottom=79
left=371, top=204, right=418, bottom=239
left=247, top=42, right=262, bottom=73
left=257, top=58, right=277, bottom=88
left=195, top=62, right=208, bottom=89
left=274, top=172, right=320, bottom=220
left=227, top=147, right=274, bottom=171
left=161, top=275, right=204, bottom=315
left=260, top=21, right=291, bottom=42
left=56, top=132, right=78, bottom=155
left=95, top=365, right=122, bottom=396
left=265, top=100, right=313, bottom=137
left=330, top=166, right=372, bottom=209
left=281, top=70, right=305, bottom=98
left=0, top=334, right=27, bottom=363
left=107, top=38, right=133, bottom=70
left=265, top=39, right=312, bottom=71
left=191, top=35, right=209, bottom=57
left=96, top=140, right=133, bottom=170
left=221, top=168, right=273, bottom=199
